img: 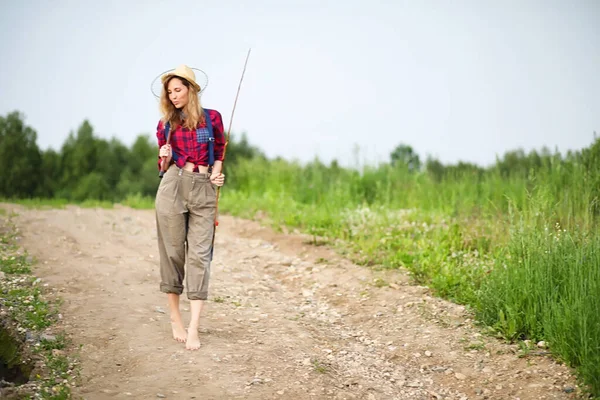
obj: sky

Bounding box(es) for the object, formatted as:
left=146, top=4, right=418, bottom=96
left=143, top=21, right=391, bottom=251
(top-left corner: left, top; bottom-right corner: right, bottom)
left=0, top=0, right=598, bottom=168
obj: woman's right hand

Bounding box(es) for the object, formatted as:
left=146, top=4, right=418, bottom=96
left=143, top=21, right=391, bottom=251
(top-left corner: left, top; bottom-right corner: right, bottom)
left=159, top=144, right=172, bottom=158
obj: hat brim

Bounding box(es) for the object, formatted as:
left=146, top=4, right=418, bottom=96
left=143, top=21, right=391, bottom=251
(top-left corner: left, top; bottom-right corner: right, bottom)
left=151, top=67, right=209, bottom=98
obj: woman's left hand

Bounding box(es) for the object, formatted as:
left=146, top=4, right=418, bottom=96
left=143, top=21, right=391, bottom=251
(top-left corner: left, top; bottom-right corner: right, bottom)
left=210, top=173, right=225, bottom=187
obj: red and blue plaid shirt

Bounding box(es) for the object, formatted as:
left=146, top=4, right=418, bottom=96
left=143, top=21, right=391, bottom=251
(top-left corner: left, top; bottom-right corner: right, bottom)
left=156, top=108, right=226, bottom=170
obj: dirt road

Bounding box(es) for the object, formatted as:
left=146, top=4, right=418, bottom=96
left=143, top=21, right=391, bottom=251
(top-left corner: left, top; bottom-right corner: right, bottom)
left=7, top=204, right=579, bottom=399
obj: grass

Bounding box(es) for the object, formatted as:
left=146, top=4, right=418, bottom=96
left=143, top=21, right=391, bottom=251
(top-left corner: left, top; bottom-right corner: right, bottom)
left=477, top=218, right=600, bottom=394
left=0, top=215, right=79, bottom=399
left=0, top=197, right=113, bottom=210
left=213, top=150, right=600, bottom=398
left=120, top=193, right=155, bottom=209
left=372, top=278, right=389, bottom=288
left=1, top=255, right=32, bottom=274
left=311, top=358, right=329, bottom=374
left=0, top=194, right=156, bottom=211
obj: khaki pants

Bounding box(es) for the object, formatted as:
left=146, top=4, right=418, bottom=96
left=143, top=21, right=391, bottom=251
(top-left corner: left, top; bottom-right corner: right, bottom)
left=155, top=166, right=216, bottom=300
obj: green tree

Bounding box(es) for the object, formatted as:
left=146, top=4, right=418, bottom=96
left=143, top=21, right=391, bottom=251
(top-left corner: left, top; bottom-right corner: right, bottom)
left=130, top=135, right=155, bottom=173
left=95, top=137, right=131, bottom=193
left=71, top=173, right=110, bottom=201
left=39, top=149, right=62, bottom=197
left=223, top=132, right=265, bottom=168
left=425, top=156, right=445, bottom=182
left=58, top=120, right=97, bottom=195
left=390, top=144, right=421, bottom=172
left=0, top=111, right=43, bottom=198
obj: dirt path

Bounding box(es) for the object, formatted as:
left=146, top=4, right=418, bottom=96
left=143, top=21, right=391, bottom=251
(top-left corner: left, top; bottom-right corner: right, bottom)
left=6, top=204, right=579, bottom=399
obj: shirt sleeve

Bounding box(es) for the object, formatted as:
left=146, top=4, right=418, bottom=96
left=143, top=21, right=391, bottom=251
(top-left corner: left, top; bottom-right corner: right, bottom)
left=156, top=120, right=165, bottom=170
left=156, top=119, right=181, bottom=169
left=211, top=110, right=226, bottom=161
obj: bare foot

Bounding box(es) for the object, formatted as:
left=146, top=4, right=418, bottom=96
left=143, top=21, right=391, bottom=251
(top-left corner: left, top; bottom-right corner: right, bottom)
left=167, top=294, right=187, bottom=342
left=186, top=299, right=204, bottom=350
left=186, top=329, right=201, bottom=350
left=171, top=320, right=187, bottom=343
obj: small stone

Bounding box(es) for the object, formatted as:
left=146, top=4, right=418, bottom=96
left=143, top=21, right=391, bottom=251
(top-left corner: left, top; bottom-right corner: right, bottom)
left=249, top=318, right=259, bottom=323
left=155, top=306, right=166, bottom=314
left=495, top=385, right=503, bottom=390
left=425, top=351, right=432, bottom=357
left=406, top=381, right=421, bottom=388
left=563, top=387, right=575, bottom=393
left=40, top=333, right=57, bottom=342
left=157, top=394, right=166, bottom=398
left=537, top=341, right=547, bottom=349
left=277, top=391, right=284, bottom=395
left=455, top=373, right=467, bottom=380
left=475, top=388, right=483, bottom=395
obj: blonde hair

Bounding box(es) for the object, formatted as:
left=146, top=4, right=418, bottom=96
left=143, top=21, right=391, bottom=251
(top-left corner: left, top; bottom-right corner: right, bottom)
left=159, top=76, right=205, bottom=131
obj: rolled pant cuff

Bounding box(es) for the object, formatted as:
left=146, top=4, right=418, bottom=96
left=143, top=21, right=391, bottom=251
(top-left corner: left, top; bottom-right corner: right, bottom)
left=160, top=283, right=184, bottom=295
left=187, top=291, right=208, bottom=300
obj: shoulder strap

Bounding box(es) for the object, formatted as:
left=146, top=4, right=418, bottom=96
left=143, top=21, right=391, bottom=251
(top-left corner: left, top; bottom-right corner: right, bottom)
left=202, top=109, right=215, bottom=167
left=164, top=121, right=179, bottom=164
left=164, top=122, right=171, bottom=151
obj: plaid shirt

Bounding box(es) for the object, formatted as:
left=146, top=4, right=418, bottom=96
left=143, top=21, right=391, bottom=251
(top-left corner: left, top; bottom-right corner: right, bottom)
left=156, top=108, right=226, bottom=170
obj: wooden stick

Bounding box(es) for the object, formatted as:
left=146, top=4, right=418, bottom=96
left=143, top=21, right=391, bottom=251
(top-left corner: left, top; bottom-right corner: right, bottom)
left=214, top=48, right=252, bottom=227
left=222, top=48, right=252, bottom=164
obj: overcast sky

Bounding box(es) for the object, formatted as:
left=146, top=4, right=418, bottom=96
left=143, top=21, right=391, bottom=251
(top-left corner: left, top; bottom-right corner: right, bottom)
left=1, top=0, right=598, bottom=167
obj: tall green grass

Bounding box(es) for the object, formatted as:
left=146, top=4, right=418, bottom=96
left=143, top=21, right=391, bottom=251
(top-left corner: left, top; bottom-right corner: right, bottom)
left=477, top=200, right=600, bottom=395
left=217, top=150, right=599, bottom=397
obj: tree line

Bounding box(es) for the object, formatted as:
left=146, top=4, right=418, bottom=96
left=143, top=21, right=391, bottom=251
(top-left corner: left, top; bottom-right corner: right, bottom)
left=1, top=110, right=598, bottom=206
left=0, top=111, right=265, bottom=201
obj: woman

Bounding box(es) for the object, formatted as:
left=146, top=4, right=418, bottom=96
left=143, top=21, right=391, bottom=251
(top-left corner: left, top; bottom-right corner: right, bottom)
left=154, top=64, right=226, bottom=350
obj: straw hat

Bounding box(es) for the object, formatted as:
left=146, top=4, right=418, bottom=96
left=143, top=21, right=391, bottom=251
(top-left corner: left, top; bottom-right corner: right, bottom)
left=151, top=64, right=209, bottom=98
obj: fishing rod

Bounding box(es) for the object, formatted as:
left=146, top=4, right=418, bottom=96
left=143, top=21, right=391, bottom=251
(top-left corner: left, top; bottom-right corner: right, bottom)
left=211, top=48, right=252, bottom=251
